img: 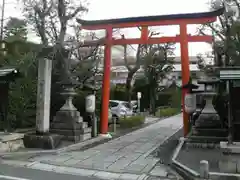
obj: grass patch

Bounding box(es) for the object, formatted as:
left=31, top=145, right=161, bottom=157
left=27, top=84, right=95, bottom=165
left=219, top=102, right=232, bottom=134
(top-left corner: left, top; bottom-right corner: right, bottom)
left=119, top=115, right=145, bottom=129
left=156, top=107, right=180, bottom=118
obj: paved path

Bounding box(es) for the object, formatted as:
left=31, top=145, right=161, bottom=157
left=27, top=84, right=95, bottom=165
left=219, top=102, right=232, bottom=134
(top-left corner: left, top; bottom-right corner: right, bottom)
left=144, top=116, right=160, bottom=124
left=1, top=114, right=183, bottom=180
left=29, top=115, right=182, bottom=173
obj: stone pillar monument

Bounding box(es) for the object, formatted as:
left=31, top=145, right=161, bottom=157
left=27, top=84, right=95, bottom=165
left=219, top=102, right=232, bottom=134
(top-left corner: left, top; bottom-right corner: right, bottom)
left=36, top=58, right=52, bottom=133
left=24, top=58, right=62, bottom=149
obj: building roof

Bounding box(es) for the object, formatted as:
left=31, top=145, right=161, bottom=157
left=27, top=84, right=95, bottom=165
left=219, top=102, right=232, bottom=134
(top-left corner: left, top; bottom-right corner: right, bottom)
left=109, top=56, right=198, bottom=66
left=174, top=56, right=198, bottom=63
left=101, top=64, right=200, bottom=73
left=176, top=80, right=205, bottom=91
left=110, top=76, right=205, bottom=90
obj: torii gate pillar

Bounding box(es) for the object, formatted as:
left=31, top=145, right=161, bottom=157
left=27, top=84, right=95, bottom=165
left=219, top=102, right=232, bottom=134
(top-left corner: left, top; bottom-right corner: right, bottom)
left=180, top=23, right=190, bottom=135
left=101, top=27, right=112, bottom=135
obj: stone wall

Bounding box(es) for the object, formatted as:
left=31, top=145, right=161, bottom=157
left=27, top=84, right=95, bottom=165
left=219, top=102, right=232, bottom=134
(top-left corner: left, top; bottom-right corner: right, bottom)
left=0, top=133, right=24, bottom=153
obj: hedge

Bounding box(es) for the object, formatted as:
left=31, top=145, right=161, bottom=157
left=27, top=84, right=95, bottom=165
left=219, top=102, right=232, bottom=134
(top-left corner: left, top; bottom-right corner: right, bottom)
left=155, top=108, right=180, bottom=118
left=119, top=115, right=145, bottom=129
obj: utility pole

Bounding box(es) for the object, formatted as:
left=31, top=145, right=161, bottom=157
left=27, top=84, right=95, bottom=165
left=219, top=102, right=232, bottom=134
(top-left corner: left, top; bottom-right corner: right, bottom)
left=91, top=62, right=98, bottom=137
left=0, top=0, right=6, bottom=133
left=0, top=0, right=5, bottom=41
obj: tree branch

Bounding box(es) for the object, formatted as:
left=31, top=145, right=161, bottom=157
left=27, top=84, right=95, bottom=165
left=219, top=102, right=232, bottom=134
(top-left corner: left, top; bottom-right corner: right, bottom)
left=233, top=0, right=240, bottom=9
left=123, top=43, right=132, bottom=71
left=206, top=23, right=225, bottom=41
left=133, top=44, right=142, bottom=71
left=49, top=13, right=58, bottom=41
left=67, top=5, right=87, bottom=20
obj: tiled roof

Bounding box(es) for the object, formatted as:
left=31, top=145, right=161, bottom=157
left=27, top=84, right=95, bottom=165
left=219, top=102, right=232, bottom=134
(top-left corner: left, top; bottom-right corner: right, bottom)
left=99, top=64, right=200, bottom=73
left=110, top=56, right=198, bottom=66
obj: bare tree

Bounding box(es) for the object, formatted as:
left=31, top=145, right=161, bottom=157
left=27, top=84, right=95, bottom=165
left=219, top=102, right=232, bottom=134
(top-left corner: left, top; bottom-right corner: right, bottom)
left=122, top=28, right=165, bottom=103
left=123, top=44, right=143, bottom=103
left=143, top=43, right=175, bottom=114
left=66, top=26, right=102, bottom=83
left=198, top=0, right=240, bottom=66
left=20, top=0, right=99, bottom=81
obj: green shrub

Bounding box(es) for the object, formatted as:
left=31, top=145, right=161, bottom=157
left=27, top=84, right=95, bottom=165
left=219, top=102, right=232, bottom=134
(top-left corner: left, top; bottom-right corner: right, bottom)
left=6, top=52, right=38, bottom=130
left=169, top=89, right=182, bottom=108
left=156, top=108, right=180, bottom=118
left=119, top=115, right=145, bottom=129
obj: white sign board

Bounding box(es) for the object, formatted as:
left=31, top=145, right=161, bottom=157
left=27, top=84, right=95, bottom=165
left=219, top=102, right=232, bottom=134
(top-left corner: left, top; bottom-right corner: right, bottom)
left=185, top=94, right=196, bottom=114
left=86, top=95, right=96, bottom=113
left=137, top=92, right=142, bottom=99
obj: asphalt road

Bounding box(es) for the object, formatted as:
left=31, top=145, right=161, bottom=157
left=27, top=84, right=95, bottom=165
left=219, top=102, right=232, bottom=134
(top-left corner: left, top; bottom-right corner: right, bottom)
left=0, top=164, right=101, bottom=180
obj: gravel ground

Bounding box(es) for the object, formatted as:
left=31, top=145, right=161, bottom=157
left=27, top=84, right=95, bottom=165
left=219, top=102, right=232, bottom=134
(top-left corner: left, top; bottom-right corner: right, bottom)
left=176, top=146, right=221, bottom=172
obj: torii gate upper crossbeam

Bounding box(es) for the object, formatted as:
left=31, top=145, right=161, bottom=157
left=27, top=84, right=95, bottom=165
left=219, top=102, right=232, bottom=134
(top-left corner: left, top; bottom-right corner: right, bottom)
left=81, top=35, right=213, bottom=46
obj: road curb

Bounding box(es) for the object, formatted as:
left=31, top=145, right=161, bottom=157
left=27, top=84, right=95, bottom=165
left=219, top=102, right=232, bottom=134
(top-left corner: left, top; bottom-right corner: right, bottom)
left=1, top=160, right=150, bottom=180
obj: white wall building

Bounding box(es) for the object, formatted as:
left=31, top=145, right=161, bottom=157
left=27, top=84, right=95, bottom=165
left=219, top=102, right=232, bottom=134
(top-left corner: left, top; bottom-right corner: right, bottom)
left=106, top=56, right=204, bottom=87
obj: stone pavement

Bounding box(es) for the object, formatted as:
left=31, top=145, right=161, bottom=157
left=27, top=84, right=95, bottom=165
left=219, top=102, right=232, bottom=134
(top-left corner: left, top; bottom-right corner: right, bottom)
left=144, top=116, right=160, bottom=124
left=2, top=114, right=183, bottom=180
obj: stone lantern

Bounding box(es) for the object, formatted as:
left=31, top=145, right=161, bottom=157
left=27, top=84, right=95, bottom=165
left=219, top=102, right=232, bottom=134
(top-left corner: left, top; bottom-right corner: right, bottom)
left=59, top=77, right=79, bottom=111
left=194, top=69, right=221, bottom=130
left=50, top=69, right=92, bottom=143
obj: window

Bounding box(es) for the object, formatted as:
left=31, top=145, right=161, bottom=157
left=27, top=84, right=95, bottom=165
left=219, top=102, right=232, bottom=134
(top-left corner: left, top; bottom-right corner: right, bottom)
left=191, top=72, right=197, bottom=78
left=109, top=101, right=119, bottom=108
left=121, top=102, right=132, bottom=109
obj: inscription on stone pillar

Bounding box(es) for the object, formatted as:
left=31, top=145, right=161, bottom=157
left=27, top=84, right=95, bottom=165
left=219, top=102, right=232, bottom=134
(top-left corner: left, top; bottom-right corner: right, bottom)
left=36, top=58, right=52, bottom=133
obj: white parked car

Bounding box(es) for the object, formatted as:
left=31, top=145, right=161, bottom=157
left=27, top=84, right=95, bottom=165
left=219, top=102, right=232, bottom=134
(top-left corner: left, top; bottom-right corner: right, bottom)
left=109, top=100, right=133, bottom=121
left=108, top=108, right=113, bottom=123
left=95, top=108, right=113, bottom=125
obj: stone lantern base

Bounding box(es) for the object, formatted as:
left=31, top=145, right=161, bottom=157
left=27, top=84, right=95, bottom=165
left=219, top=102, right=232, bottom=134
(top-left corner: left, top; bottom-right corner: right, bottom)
left=50, top=110, right=92, bottom=142
left=195, top=114, right=221, bottom=128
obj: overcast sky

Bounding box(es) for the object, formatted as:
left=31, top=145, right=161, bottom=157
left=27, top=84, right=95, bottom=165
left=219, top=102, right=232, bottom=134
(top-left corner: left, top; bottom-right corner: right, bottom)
left=4, top=0, right=213, bottom=56
left=84, top=0, right=213, bottom=56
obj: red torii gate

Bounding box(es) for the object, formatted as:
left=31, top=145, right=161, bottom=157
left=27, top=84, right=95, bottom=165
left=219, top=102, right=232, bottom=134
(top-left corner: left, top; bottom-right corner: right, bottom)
left=77, top=8, right=224, bottom=137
